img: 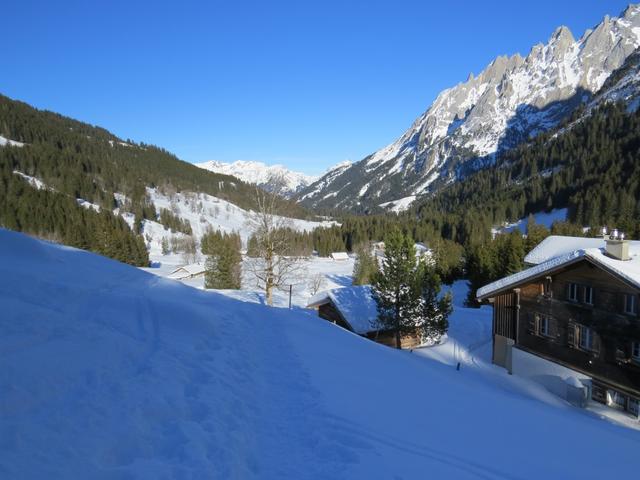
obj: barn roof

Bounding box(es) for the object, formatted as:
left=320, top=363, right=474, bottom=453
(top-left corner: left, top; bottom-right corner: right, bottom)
left=307, top=285, right=378, bottom=334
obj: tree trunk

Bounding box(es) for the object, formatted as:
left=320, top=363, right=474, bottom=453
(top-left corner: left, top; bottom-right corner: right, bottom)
left=266, top=278, right=273, bottom=306
left=394, top=302, right=401, bottom=349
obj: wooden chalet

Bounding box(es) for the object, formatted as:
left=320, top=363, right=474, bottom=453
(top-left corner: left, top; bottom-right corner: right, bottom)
left=306, top=286, right=422, bottom=349
left=477, top=233, right=640, bottom=420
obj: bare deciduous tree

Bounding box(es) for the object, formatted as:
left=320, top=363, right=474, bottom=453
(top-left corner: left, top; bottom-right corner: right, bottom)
left=180, top=235, right=199, bottom=264
left=245, top=181, right=305, bottom=306
left=307, top=273, right=326, bottom=296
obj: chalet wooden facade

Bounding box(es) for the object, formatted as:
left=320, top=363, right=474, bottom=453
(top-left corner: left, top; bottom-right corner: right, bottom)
left=478, top=234, right=640, bottom=420
left=307, top=286, right=423, bottom=349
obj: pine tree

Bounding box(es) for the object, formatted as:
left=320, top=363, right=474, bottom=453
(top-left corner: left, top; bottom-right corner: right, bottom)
left=419, top=265, right=452, bottom=343
left=371, top=229, right=422, bottom=349
left=352, top=243, right=378, bottom=285
left=204, top=238, right=241, bottom=289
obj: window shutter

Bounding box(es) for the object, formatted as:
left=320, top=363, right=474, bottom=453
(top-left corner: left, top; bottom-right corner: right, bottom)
left=527, top=314, right=536, bottom=334
left=567, top=321, right=576, bottom=348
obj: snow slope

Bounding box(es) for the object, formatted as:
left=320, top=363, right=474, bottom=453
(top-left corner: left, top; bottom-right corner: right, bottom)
left=0, top=135, right=25, bottom=147
left=141, top=187, right=334, bottom=254
left=196, top=160, right=316, bottom=198
left=492, top=208, right=568, bottom=236
left=1, top=229, right=638, bottom=479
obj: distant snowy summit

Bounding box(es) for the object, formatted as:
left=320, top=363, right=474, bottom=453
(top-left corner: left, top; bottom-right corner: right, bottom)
left=196, top=160, right=317, bottom=198
left=297, top=4, right=640, bottom=212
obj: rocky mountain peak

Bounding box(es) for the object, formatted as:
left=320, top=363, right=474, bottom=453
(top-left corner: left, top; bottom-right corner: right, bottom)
left=622, top=3, right=640, bottom=19
left=549, top=25, right=575, bottom=51
left=296, top=5, right=640, bottom=213
left=197, top=160, right=316, bottom=198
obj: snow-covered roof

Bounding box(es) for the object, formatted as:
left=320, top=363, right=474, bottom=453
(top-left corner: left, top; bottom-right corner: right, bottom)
left=524, top=235, right=640, bottom=265
left=169, top=263, right=206, bottom=279
left=478, top=246, right=640, bottom=300
left=330, top=252, right=349, bottom=261
left=307, top=286, right=378, bottom=334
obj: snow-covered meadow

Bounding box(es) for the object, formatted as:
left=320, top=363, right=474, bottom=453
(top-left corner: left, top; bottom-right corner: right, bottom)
left=1, top=228, right=638, bottom=479
left=143, top=254, right=356, bottom=308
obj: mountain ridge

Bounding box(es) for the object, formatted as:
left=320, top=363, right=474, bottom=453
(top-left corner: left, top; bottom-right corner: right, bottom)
left=297, top=4, right=640, bottom=213
left=196, top=159, right=317, bottom=198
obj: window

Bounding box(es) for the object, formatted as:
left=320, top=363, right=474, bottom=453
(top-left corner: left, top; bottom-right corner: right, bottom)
left=567, top=283, right=594, bottom=305
left=591, top=383, right=606, bottom=404
left=604, top=388, right=639, bottom=417
left=531, top=314, right=553, bottom=338
left=624, top=294, right=637, bottom=315
left=539, top=316, right=550, bottom=336
left=633, top=342, right=640, bottom=362
left=543, top=277, right=552, bottom=297
left=578, top=324, right=594, bottom=351
left=569, top=283, right=579, bottom=302
left=607, top=390, right=626, bottom=410
left=583, top=286, right=593, bottom=305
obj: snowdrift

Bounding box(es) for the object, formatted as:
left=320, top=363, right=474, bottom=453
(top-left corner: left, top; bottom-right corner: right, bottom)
left=0, top=229, right=637, bottom=478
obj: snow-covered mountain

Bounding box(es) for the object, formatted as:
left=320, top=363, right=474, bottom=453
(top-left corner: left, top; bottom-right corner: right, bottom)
left=196, top=160, right=316, bottom=198
left=297, top=5, right=640, bottom=212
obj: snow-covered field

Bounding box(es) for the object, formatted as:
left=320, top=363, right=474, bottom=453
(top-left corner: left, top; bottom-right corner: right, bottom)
left=143, top=254, right=355, bottom=308
left=2, top=228, right=638, bottom=478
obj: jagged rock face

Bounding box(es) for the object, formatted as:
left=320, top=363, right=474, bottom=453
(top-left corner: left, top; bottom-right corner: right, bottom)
left=589, top=47, right=640, bottom=112
left=196, top=160, right=316, bottom=198
left=298, top=5, right=640, bottom=213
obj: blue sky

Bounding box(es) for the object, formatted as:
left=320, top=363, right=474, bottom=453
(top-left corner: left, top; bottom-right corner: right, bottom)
left=1, top=0, right=632, bottom=175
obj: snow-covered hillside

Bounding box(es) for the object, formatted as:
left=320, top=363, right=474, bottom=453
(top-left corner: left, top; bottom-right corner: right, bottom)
left=138, top=187, right=333, bottom=254
left=11, top=169, right=333, bottom=254
left=196, top=160, right=316, bottom=198
left=0, top=135, right=25, bottom=147
left=492, top=208, right=569, bottom=236
left=298, top=5, right=640, bottom=212
left=2, top=228, right=638, bottom=478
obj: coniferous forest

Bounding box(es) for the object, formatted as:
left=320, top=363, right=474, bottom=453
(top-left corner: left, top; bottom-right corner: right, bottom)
left=0, top=94, right=312, bottom=264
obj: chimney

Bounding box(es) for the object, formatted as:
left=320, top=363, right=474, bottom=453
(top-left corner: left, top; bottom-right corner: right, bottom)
left=603, top=227, right=630, bottom=261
